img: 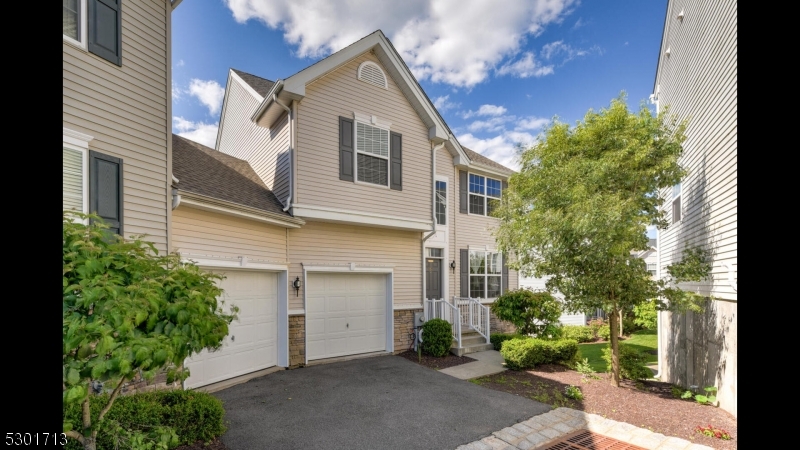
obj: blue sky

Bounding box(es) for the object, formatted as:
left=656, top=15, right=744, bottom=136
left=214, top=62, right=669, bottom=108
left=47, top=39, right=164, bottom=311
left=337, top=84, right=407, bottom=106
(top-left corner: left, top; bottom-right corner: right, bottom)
left=173, top=1, right=666, bottom=214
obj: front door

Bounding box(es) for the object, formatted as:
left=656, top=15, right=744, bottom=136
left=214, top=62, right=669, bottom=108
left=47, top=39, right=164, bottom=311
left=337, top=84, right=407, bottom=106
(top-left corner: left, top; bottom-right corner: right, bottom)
left=426, top=258, right=442, bottom=299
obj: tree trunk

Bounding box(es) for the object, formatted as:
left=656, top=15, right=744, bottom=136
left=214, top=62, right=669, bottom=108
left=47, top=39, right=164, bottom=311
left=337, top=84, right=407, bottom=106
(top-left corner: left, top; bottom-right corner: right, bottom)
left=618, top=309, right=624, bottom=337
left=609, top=306, right=621, bottom=387
left=83, top=437, right=97, bottom=450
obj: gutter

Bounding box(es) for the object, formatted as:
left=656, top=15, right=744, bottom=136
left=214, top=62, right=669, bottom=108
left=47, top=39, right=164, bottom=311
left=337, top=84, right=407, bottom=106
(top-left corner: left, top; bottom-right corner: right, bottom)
left=422, top=142, right=445, bottom=300
left=176, top=190, right=305, bottom=228
left=251, top=80, right=284, bottom=123
left=272, top=95, right=294, bottom=212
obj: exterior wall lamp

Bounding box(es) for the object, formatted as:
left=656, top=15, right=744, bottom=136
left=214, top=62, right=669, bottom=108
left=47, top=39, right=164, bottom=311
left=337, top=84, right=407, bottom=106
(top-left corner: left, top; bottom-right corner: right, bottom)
left=450, top=260, right=456, bottom=272
left=292, top=276, right=301, bottom=296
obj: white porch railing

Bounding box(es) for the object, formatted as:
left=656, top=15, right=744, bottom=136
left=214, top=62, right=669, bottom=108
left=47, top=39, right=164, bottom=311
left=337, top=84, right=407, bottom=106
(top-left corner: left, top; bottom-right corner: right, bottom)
left=424, top=298, right=461, bottom=348
left=453, top=297, right=491, bottom=344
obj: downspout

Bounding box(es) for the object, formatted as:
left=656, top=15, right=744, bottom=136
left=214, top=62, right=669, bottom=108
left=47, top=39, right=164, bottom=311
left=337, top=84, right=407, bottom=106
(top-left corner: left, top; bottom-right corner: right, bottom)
left=273, top=95, right=293, bottom=212
left=171, top=174, right=181, bottom=210
left=422, top=142, right=445, bottom=301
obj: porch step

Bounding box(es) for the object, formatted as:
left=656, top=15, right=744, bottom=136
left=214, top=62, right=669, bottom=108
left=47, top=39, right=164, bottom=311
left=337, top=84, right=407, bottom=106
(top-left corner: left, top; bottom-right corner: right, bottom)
left=450, top=343, right=494, bottom=357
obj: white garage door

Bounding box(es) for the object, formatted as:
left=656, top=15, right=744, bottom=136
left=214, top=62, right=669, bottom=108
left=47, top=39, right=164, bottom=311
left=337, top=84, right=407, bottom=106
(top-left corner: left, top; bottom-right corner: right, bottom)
left=306, top=273, right=388, bottom=361
left=184, top=270, right=278, bottom=389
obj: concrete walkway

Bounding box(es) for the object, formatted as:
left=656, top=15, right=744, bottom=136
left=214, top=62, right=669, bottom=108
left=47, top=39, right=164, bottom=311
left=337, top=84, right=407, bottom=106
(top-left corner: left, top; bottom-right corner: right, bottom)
left=439, top=349, right=507, bottom=380
left=456, top=407, right=713, bottom=450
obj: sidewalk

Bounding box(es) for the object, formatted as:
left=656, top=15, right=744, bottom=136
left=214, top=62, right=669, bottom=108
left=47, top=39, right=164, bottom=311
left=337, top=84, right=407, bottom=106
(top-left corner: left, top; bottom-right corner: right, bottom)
left=439, top=349, right=507, bottom=380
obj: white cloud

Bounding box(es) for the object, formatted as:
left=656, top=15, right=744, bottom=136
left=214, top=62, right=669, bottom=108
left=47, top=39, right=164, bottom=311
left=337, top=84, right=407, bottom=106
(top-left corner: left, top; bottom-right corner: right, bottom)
left=172, top=81, right=183, bottom=100
left=177, top=59, right=185, bottom=67
left=515, top=116, right=549, bottom=131
left=224, top=0, right=576, bottom=88
left=433, top=95, right=459, bottom=111
left=467, top=117, right=511, bottom=133
left=646, top=225, right=658, bottom=238
left=173, top=116, right=219, bottom=148
left=462, top=104, right=508, bottom=119
left=496, top=52, right=554, bottom=78
left=188, top=79, right=225, bottom=115
left=541, top=40, right=601, bottom=63
left=572, top=17, right=585, bottom=29
left=458, top=131, right=538, bottom=171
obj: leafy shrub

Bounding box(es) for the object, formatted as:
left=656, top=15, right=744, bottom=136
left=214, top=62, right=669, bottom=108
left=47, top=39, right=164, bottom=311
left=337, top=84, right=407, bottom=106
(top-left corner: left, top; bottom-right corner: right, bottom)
left=633, top=300, right=658, bottom=330
left=576, top=358, right=598, bottom=380
left=601, top=344, right=652, bottom=380
left=564, top=385, right=583, bottom=400
left=490, top=333, right=525, bottom=351
left=490, top=289, right=562, bottom=335
left=63, top=389, right=226, bottom=450
left=597, top=324, right=611, bottom=341
left=501, top=338, right=579, bottom=370
left=561, top=325, right=596, bottom=343
left=587, top=318, right=605, bottom=337
left=421, top=318, right=453, bottom=357
left=540, top=323, right=563, bottom=340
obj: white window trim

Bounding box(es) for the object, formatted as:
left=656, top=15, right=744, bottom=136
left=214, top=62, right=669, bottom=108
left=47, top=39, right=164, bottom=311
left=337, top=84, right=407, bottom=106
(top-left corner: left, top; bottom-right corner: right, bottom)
left=468, top=250, right=503, bottom=300
left=357, top=61, right=388, bottom=89
left=435, top=175, right=448, bottom=227
left=63, top=128, right=93, bottom=220
left=671, top=182, right=682, bottom=224
left=467, top=173, right=502, bottom=217
left=63, top=0, right=88, bottom=50
left=353, top=114, right=392, bottom=189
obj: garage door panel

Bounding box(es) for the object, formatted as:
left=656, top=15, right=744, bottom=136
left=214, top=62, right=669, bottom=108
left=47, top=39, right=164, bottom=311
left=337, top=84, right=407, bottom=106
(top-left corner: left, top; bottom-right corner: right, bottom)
left=306, top=273, right=388, bottom=361
left=184, top=270, right=279, bottom=389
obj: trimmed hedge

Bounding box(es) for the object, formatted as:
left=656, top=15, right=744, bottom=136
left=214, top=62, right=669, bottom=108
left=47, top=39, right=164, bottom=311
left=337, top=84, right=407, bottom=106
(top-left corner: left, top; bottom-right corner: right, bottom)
left=490, top=333, right=526, bottom=351
left=560, top=325, right=596, bottom=343
left=500, top=338, right=579, bottom=370
left=63, top=389, right=226, bottom=450
left=597, top=324, right=611, bottom=341
left=602, top=343, right=653, bottom=380
left=421, top=318, right=454, bottom=357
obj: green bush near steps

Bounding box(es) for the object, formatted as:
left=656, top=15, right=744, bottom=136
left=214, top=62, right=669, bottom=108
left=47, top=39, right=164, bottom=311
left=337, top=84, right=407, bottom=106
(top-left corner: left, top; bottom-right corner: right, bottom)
left=500, top=338, right=580, bottom=370
left=63, top=389, right=226, bottom=450
left=601, top=343, right=653, bottom=380
left=421, top=318, right=454, bottom=357
left=490, top=333, right=526, bottom=351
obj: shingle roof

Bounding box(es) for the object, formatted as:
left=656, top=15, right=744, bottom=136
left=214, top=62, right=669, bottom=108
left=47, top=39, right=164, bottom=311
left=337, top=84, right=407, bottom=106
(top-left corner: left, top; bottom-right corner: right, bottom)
left=231, top=69, right=276, bottom=97
left=462, top=147, right=515, bottom=175
left=172, top=134, right=289, bottom=216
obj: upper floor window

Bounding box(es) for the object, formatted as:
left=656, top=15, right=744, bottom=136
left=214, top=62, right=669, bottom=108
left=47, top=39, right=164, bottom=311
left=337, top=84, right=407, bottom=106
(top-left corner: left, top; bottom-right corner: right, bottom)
left=671, top=182, right=681, bottom=224
left=469, top=174, right=501, bottom=216
left=435, top=180, right=446, bottom=225
left=63, top=0, right=85, bottom=46
left=356, top=122, right=389, bottom=186
left=339, top=115, right=402, bottom=190
left=647, top=263, right=657, bottom=276
left=63, top=0, right=123, bottom=66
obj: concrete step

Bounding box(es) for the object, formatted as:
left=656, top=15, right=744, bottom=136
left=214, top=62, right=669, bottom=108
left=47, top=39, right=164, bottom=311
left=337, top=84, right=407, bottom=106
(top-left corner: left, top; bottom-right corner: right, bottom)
left=458, top=335, right=490, bottom=346
left=450, top=343, right=494, bottom=357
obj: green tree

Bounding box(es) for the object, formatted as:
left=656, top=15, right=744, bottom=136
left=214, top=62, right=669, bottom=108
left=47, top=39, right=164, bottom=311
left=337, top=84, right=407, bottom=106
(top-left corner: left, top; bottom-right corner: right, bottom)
left=490, top=289, right=562, bottom=336
left=63, top=212, right=237, bottom=450
left=494, top=94, right=711, bottom=387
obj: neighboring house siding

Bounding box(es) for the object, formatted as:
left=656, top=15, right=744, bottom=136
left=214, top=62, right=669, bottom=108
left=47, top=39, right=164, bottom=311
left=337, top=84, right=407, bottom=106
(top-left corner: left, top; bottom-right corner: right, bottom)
left=655, top=0, right=737, bottom=417
left=171, top=207, right=287, bottom=263
left=63, top=0, right=169, bottom=251
left=452, top=165, right=518, bottom=299
left=287, top=221, right=422, bottom=311
left=295, top=52, right=431, bottom=221
left=519, top=274, right=585, bottom=326
left=217, top=77, right=291, bottom=205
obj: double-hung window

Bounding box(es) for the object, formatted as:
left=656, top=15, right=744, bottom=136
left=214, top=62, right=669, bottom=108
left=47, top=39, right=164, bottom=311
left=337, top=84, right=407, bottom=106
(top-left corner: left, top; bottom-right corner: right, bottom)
left=355, top=122, right=390, bottom=187
left=435, top=180, right=447, bottom=225
left=469, top=250, right=502, bottom=299
left=468, top=174, right=501, bottom=216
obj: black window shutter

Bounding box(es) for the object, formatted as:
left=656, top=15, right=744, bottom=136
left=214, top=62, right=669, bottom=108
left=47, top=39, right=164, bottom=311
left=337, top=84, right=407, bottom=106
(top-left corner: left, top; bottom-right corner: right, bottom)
left=502, top=253, right=509, bottom=294
left=89, top=151, right=123, bottom=237
left=88, top=0, right=122, bottom=66
left=460, top=249, right=469, bottom=297
left=339, top=116, right=354, bottom=181
left=390, top=132, right=402, bottom=190
left=459, top=170, right=468, bottom=214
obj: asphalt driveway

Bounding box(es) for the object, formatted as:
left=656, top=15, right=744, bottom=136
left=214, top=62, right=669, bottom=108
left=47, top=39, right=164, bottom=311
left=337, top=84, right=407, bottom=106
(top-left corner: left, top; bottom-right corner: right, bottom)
left=214, top=355, right=550, bottom=450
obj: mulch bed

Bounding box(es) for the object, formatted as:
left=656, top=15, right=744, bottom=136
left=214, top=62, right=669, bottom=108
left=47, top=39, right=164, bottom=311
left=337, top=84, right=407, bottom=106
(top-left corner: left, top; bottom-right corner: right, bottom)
left=396, top=350, right=476, bottom=370
left=175, top=438, right=229, bottom=450
left=472, top=365, right=737, bottom=450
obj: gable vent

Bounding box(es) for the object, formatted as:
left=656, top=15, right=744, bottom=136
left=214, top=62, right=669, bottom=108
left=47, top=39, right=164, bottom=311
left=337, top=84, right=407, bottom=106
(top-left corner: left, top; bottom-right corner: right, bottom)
left=358, top=61, right=388, bottom=89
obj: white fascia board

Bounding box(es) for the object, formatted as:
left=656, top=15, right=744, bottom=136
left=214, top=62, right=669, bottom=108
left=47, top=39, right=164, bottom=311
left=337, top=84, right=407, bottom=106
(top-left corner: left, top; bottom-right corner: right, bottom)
left=63, top=128, right=94, bottom=148
left=291, top=203, right=431, bottom=231
left=302, top=263, right=394, bottom=273
left=181, top=256, right=288, bottom=272
left=178, top=191, right=304, bottom=228
left=251, top=80, right=283, bottom=123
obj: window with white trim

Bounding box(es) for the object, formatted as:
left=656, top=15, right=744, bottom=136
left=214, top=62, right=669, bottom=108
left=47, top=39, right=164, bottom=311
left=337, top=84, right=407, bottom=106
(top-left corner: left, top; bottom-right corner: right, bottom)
left=355, top=121, right=389, bottom=186
left=435, top=180, right=447, bottom=225
left=63, top=146, right=87, bottom=213
left=469, top=173, right=501, bottom=216
left=63, top=0, right=86, bottom=47
left=647, top=263, right=657, bottom=276
left=671, top=182, right=681, bottom=224
left=469, top=250, right=502, bottom=299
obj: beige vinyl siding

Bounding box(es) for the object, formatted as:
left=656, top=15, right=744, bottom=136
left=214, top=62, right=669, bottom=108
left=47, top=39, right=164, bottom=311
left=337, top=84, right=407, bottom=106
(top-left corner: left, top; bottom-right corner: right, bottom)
left=172, top=207, right=288, bottom=263
left=452, top=165, right=518, bottom=299
left=217, top=77, right=292, bottom=204
left=655, top=0, right=736, bottom=302
left=296, top=52, right=431, bottom=221
left=437, top=147, right=457, bottom=298
left=62, top=0, right=168, bottom=251
left=288, top=221, right=422, bottom=311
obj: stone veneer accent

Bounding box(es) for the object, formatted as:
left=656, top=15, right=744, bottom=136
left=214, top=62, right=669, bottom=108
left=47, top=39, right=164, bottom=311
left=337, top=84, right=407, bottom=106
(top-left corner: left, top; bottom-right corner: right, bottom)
left=394, top=309, right=422, bottom=353
left=289, top=315, right=306, bottom=368
left=490, top=310, right=517, bottom=334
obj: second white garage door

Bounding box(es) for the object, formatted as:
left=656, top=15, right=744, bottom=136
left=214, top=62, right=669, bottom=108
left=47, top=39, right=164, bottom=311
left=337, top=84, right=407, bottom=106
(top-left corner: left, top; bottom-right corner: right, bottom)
left=306, top=273, right=388, bottom=361
left=184, top=270, right=278, bottom=389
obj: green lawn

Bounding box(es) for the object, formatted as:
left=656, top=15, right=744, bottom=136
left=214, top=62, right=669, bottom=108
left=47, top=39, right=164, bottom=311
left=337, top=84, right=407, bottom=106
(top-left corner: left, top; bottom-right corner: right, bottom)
left=577, top=329, right=657, bottom=373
